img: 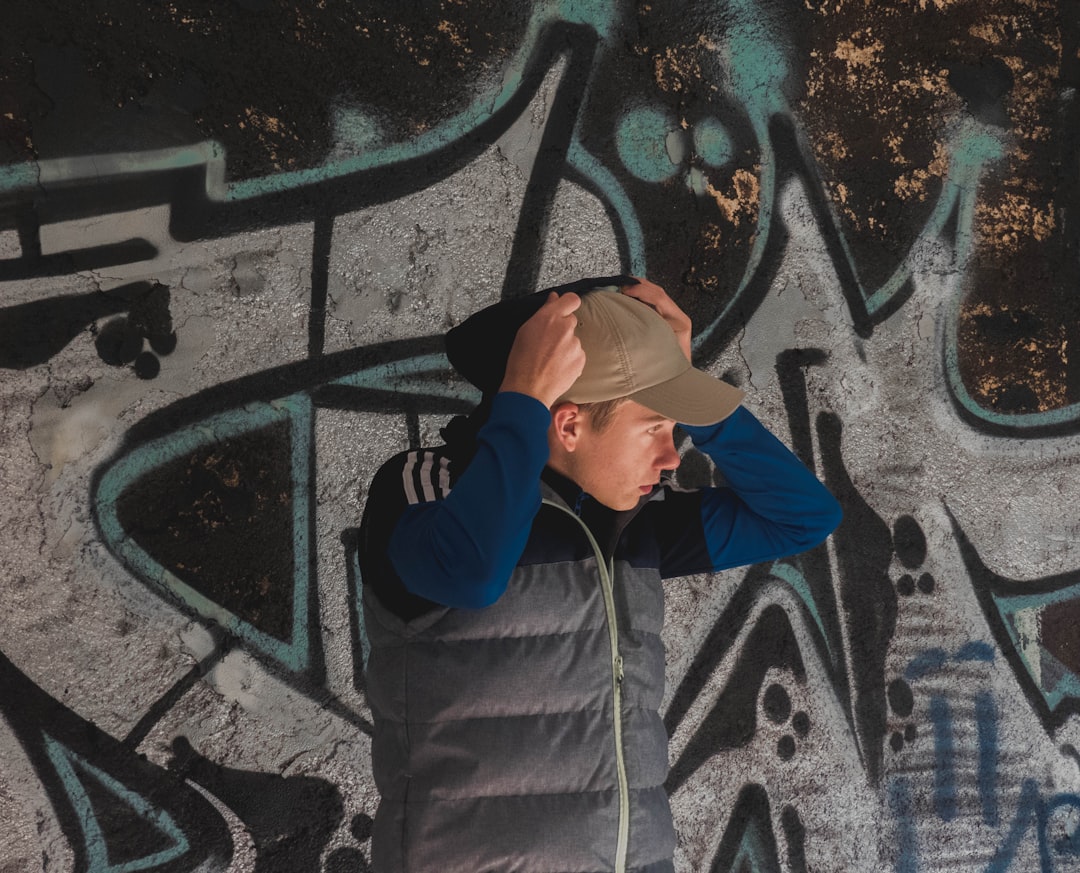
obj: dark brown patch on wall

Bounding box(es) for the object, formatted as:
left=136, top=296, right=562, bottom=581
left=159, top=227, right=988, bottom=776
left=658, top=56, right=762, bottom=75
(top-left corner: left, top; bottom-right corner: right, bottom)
left=2, top=1, right=530, bottom=179
left=798, top=0, right=1079, bottom=413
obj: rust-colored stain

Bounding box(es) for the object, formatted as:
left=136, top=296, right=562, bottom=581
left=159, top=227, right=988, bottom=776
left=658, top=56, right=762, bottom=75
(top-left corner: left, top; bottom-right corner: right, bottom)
left=684, top=223, right=730, bottom=297
left=801, top=13, right=962, bottom=239
left=2, top=1, right=526, bottom=178
left=630, top=18, right=761, bottom=308
left=649, top=41, right=712, bottom=96
left=799, top=0, right=1076, bottom=414
left=958, top=300, right=1069, bottom=413
left=2, top=1, right=1074, bottom=411
left=706, top=168, right=761, bottom=230
left=236, top=106, right=303, bottom=172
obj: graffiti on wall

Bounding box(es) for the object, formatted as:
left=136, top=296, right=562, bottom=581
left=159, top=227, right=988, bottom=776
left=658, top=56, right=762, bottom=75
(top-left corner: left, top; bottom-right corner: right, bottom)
left=2, top=0, right=1079, bottom=870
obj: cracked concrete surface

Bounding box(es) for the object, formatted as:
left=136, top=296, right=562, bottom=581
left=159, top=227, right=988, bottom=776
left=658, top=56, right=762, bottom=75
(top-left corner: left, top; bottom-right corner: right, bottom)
left=2, top=3, right=1079, bottom=872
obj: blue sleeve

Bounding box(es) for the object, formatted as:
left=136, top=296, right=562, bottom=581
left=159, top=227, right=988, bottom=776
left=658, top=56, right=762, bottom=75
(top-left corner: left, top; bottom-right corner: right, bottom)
left=388, top=392, right=550, bottom=608
left=656, top=406, right=842, bottom=577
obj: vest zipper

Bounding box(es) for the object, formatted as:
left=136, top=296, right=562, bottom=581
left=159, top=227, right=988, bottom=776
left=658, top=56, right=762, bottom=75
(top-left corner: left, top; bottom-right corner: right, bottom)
left=542, top=499, right=630, bottom=873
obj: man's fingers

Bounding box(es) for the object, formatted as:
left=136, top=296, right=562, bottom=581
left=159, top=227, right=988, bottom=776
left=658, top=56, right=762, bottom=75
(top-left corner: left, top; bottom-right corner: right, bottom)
left=501, top=291, right=587, bottom=406
left=545, top=290, right=581, bottom=316
left=621, top=278, right=669, bottom=311
left=624, top=278, right=687, bottom=321
left=620, top=277, right=692, bottom=360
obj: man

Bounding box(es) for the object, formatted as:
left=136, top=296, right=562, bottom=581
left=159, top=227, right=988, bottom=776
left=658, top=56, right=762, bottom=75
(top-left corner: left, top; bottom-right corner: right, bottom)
left=358, top=276, right=841, bottom=872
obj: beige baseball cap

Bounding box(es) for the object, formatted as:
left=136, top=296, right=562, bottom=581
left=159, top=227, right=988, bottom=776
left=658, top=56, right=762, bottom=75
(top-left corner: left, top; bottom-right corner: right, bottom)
left=560, top=290, right=743, bottom=426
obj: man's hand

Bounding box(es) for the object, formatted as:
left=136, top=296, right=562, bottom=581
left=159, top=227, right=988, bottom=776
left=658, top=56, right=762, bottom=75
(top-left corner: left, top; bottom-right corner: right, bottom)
left=621, top=278, right=692, bottom=361
left=500, top=292, right=587, bottom=408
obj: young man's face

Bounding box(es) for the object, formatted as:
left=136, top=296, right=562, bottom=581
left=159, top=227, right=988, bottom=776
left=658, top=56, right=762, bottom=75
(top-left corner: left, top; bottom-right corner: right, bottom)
left=562, top=399, right=682, bottom=511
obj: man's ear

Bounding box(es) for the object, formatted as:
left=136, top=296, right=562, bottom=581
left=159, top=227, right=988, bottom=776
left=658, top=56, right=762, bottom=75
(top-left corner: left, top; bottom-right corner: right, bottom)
left=550, top=402, right=584, bottom=452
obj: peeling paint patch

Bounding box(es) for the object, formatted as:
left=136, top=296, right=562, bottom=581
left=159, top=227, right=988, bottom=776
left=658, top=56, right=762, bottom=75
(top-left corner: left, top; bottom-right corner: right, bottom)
left=705, top=168, right=761, bottom=229
left=958, top=300, right=1071, bottom=414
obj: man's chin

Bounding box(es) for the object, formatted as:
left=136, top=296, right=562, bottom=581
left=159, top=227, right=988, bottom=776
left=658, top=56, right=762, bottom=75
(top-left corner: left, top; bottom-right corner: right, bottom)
left=598, top=494, right=646, bottom=512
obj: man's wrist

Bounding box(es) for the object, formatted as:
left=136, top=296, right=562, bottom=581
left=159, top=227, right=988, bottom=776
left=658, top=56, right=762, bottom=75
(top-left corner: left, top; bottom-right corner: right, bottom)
left=680, top=406, right=743, bottom=446
left=491, top=389, right=552, bottom=421
left=497, top=381, right=554, bottom=408
left=482, top=391, right=552, bottom=468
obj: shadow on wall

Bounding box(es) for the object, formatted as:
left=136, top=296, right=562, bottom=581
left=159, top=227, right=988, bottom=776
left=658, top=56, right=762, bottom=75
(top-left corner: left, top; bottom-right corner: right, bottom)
left=0, top=280, right=176, bottom=379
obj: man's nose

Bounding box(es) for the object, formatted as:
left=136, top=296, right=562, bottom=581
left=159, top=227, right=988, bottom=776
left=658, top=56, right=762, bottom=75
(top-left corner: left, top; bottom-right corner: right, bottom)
left=660, top=439, right=681, bottom=471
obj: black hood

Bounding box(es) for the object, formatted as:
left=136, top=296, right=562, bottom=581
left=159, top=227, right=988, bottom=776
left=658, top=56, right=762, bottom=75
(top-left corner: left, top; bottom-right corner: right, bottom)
left=444, top=275, right=638, bottom=395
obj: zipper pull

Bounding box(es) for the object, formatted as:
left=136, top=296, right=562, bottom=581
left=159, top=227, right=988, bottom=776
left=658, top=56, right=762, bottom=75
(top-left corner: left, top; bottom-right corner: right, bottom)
left=615, top=655, right=624, bottom=683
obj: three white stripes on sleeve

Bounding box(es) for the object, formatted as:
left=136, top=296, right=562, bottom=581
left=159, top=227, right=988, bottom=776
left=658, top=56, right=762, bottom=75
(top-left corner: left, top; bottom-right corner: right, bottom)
left=402, top=451, right=452, bottom=505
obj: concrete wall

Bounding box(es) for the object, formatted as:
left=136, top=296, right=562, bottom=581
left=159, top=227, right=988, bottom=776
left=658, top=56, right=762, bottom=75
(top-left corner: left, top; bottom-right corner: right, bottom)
left=2, top=2, right=1079, bottom=871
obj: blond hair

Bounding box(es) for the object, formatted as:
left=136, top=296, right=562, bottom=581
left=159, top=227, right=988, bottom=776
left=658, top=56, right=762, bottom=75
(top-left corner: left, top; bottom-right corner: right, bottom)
left=577, top=397, right=628, bottom=433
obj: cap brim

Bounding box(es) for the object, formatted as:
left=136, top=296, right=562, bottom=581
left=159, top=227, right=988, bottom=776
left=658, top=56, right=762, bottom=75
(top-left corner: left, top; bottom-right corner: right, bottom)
left=629, top=367, right=744, bottom=426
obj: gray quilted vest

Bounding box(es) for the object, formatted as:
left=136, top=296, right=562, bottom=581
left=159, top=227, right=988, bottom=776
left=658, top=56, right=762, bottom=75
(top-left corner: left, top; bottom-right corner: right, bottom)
left=363, top=484, right=676, bottom=872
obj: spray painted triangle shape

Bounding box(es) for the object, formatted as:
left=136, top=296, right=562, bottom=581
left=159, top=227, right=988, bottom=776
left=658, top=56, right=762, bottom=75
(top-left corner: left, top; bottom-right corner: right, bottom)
left=43, top=733, right=189, bottom=873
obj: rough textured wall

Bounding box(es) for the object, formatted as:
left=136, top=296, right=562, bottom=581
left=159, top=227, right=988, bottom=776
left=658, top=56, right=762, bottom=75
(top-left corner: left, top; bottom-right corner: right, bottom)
left=1, top=1, right=1079, bottom=871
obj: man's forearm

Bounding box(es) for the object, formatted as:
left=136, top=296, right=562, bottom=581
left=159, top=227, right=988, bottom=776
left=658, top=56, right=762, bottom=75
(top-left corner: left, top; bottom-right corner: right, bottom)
left=682, top=406, right=842, bottom=570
